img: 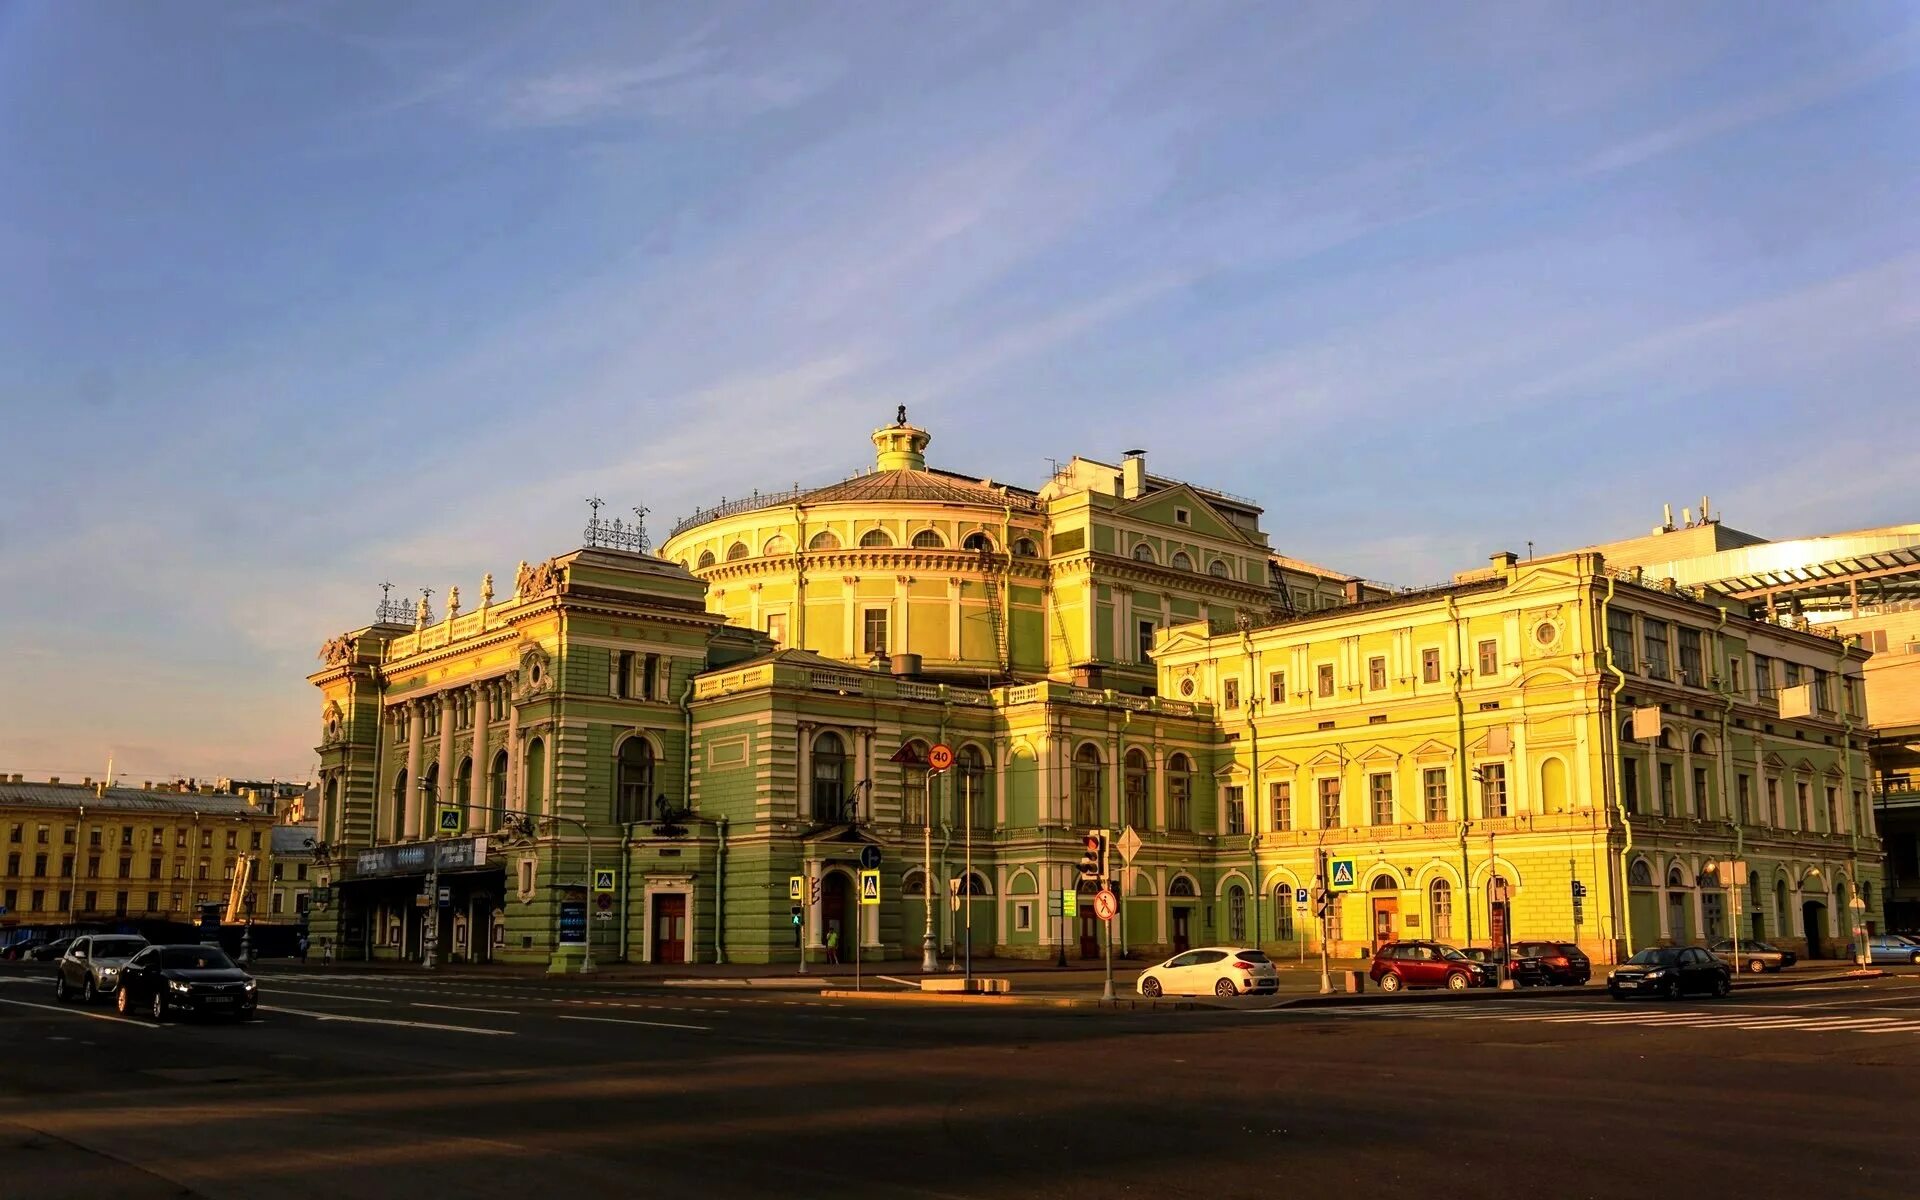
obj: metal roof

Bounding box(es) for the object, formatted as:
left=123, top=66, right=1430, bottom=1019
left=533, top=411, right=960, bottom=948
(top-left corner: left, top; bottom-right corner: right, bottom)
left=0, top=783, right=269, bottom=818
left=1628, top=525, right=1920, bottom=613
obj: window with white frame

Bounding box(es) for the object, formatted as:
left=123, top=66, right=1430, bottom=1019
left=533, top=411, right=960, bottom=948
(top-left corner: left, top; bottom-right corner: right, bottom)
left=1225, top=786, right=1245, bottom=835
left=861, top=608, right=889, bottom=656
left=1270, top=780, right=1291, bottom=831
left=1422, top=767, right=1448, bottom=822
left=1369, top=773, right=1394, bottom=824
left=1479, top=764, right=1508, bottom=817
left=1317, top=777, right=1341, bottom=826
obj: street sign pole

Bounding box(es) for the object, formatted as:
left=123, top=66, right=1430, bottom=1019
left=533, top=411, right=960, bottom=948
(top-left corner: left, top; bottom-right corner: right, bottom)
left=1317, top=849, right=1332, bottom=995
left=922, top=770, right=939, bottom=973
left=799, top=875, right=809, bottom=976
left=964, top=773, right=974, bottom=989
left=1101, top=831, right=1115, bottom=1003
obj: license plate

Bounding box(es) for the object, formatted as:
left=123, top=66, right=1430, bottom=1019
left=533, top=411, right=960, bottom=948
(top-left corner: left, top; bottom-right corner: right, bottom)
left=203, top=996, right=233, bottom=1005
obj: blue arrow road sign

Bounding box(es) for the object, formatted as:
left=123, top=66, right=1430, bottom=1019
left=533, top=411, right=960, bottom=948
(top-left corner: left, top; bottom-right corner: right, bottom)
left=859, top=844, right=882, bottom=871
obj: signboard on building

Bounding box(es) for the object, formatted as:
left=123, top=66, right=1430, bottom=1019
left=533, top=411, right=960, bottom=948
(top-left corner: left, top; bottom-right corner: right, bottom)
left=352, top=836, right=490, bottom=880
left=558, top=901, right=587, bottom=945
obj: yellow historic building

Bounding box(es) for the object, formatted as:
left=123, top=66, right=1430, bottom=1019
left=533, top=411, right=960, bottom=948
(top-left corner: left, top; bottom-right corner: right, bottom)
left=0, top=777, right=284, bottom=939
left=1154, top=551, right=1884, bottom=961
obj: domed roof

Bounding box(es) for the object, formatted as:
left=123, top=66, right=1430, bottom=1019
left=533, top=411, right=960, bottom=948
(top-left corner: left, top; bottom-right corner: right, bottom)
left=796, top=467, right=1035, bottom=509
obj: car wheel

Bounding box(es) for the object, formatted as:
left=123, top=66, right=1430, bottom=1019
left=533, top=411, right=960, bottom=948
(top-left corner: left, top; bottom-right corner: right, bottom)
left=1378, top=972, right=1403, bottom=993
left=1662, top=978, right=1682, bottom=1001
left=82, top=977, right=97, bottom=1005
left=1747, top=959, right=1766, bottom=974
left=1609, top=988, right=1627, bottom=1001
left=1215, top=978, right=1238, bottom=998
left=1712, top=975, right=1731, bottom=999
left=54, top=974, right=70, bottom=1003
left=115, top=986, right=131, bottom=1015
left=1445, top=971, right=1469, bottom=991
left=149, top=991, right=166, bottom=1023
left=1141, top=976, right=1162, bottom=999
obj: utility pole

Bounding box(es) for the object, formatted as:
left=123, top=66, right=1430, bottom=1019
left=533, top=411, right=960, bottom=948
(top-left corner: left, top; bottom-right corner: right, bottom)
left=964, top=773, right=974, bottom=988
left=1316, top=848, right=1332, bottom=995
left=1101, top=828, right=1115, bottom=1003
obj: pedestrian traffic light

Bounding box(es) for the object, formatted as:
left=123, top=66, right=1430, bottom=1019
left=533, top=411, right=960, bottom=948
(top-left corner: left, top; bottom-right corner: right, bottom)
left=790, top=905, right=803, bottom=926
left=1078, top=831, right=1107, bottom=883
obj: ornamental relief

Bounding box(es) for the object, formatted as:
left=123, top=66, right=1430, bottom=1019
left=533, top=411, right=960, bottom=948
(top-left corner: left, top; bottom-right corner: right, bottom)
left=318, top=635, right=355, bottom=666
left=516, top=642, right=552, bottom=698
left=1526, top=607, right=1566, bottom=656
left=320, top=701, right=346, bottom=747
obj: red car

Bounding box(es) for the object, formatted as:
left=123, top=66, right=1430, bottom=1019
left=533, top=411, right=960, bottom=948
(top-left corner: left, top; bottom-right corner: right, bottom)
left=1512, top=941, right=1592, bottom=986
left=1369, top=941, right=1494, bottom=992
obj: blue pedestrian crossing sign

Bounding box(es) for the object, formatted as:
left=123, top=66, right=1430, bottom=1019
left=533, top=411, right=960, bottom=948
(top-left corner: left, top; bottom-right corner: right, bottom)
left=1328, top=858, right=1357, bottom=891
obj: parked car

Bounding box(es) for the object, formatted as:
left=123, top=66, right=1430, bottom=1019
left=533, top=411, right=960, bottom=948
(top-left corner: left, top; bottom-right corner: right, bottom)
left=1851, top=934, right=1920, bottom=965
left=1137, top=947, right=1279, bottom=998
left=112, top=944, right=257, bottom=1022
left=1512, top=941, right=1592, bottom=986
left=1608, top=946, right=1732, bottom=999
left=1370, top=941, right=1493, bottom=992
left=53, top=935, right=149, bottom=1004
left=1708, top=938, right=1796, bottom=974
left=1459, top=945, right=1549, bottom=986
left=1, top=938, right=48, bottom=962
left=30, top=938, right=72, bottom=962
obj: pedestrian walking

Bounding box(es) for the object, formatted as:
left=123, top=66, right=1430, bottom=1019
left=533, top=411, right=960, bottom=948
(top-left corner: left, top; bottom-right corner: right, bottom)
left=297, top=934, right=309, bottom=963
left=826, top=923, right=840, bottom=964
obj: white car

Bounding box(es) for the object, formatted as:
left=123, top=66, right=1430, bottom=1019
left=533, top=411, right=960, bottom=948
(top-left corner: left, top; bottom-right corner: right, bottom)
left=1137, top=947, right=1279, bottom=998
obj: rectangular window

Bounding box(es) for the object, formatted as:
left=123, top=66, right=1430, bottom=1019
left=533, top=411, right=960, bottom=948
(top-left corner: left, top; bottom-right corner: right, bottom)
left=1014, top=902, right=1032, bottom=932
left=642, top=654, right=661, bottom=701
left=1369, top=774, right=1394, bottom=825
left=82, top=890, right=94, bottom=912
left=1765, top=778, right=1780, bottom=826
left=250, top=831, right=261, bottom=850
left=904, top=764, right=929, bottom=826
left=85, top=855, right=98, bottom=877
left=1842, top=675, right=1856, bottom=717
left=175, top=829, right=187, bottom=848
left=33, top=854, right=46, bottom=877
left=1422, top=768, right=1448, bottom=822
left=1476, top=640, right=1499, bottom=676
left=1223, top=679, right=1240, bottom=710
left=1137, top=620, right=1157, bottom=662
left=765, top=612, right=788, bottom=648
left=60, top=854, right=71, bottom=877
left=1123, top=762, right=1149, bottom=831
left=1317, top=778, right=1341, bottom=827
left=225, top=831, right=237, bottom=850
left=1678, top=627, right=1703, bottom=686
left=1368, top=656, right=1386, bottom=691
left=1269, top=671, right=1286, bottom=704
left=5, top=824, right=17, bottom=843
left=147, top=856, right=160, bottom=878
left=1735, top=774, right=1752, bottom=825
left=1728, top=655, right=1743, bottom=695
left=145, top=890, right=158, bottom=911
left=1692, top=766, right=1709, bottom=818
left=1269, top=781, right=1291, bottom=831
left=1754, top=655, right=1774, bottom=698
left=1642, top=619, right=1670, bottom=680
left=271, top=892, right=284, bottom=915
left=1479, top=764, right=1508, bottom=817
left=1825, top=786, right=1839, bottom=833
left=1316, top=664, right=1334, bottom=698
left=1658, top=762, right=1675, bottom=815
left=614, top=649, right=633, bottom=698
left=32, top=890, right=44, bottom=912
left=1813, top=669, right=1831, bottom=714
left=120, top=827, right=133, bottom=847
left=861, top=608, right=889, bottom=655
left=1225, top=787, right=1245, bottom=836
left=1325, top=894, right=1342, bottom=944
left=1607, top=607, right=1635, bottom=673
left=1422, top=647, right=1441, bottom=684
left=3, top=852, right=15, bottom=875
left=1796, top=781, right=1810, bottom=829
left=1784, top=661, right=1802, bottom=689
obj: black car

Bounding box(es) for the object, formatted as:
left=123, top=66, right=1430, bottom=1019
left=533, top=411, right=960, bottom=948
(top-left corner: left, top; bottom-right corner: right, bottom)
left=30, top=937, right=72, bottom=962
left=113, top=944, right=257, bottom=1022
left=1511, top=941, right=1592, bottom=986
left=1608, top=946, right=1731, bottom=1000
left=1, top=938, right=48, bottom=962
left=1460, top=946, right=1548, bottom=986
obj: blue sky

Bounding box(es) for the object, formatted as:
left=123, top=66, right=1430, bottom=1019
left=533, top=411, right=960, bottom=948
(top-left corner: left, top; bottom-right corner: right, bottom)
left=2, top=2, right=1916, bottom=782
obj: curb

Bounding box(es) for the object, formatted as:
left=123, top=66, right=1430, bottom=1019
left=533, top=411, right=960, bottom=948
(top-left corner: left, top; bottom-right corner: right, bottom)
left=818, top=989, right=1197, bottom=1011
left=659, top=978, right=827, bottom=990
left=1269, top=969, right=1886, bottom=1008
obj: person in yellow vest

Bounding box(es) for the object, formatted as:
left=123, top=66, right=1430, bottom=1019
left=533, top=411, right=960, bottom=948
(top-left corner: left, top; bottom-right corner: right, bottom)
left=825, top=922, right=841, bottom=965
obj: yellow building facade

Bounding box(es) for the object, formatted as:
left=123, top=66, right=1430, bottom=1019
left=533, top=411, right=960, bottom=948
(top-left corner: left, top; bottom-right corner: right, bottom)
left=1154, top=551, right=1883, bottom=962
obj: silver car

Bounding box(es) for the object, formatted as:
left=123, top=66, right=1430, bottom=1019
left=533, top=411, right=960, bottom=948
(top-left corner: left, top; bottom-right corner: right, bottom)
left=54, top=935, right=150, bottom=1004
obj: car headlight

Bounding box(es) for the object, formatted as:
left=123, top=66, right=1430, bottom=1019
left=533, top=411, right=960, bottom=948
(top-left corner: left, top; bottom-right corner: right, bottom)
left=243, top=979, right=257, bottom=991
left=98, top=969, right=118, bottom=982
left=1645, top=968, right=1673, bottom=979
left=169, top=979, right=191, bottom=993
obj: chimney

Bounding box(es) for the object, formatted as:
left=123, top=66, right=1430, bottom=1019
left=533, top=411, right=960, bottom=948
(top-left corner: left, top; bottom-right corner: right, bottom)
left=890, top=652, right=923, bottom=677
left=83, top=776, right=92, bottom=787
left=1489, top=550, right=1518, bottom=574
left=94, top=781, right=107, bottom=799
left=49, top=776, right=60, bottom=785
left=1121, top=450, right=1147, bottom=500
left=1342, top=579, right=1365, bottom=604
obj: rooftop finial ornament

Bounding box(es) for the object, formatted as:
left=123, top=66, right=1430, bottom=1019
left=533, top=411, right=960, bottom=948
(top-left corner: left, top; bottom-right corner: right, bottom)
left=896, top=404, right=907, bottom=426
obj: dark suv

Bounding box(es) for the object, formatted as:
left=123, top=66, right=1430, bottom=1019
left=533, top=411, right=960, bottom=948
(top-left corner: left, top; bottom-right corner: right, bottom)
left=1369, top=941, right=1493, bottom=992
left=1512, top=941, right=1592, bottom=986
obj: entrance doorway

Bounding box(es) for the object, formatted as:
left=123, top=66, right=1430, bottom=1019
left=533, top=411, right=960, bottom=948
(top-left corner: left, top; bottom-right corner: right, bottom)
left=1802, top=901, right=1827, bottom=958
left=1079, top=912, right=1099, bottom=959
left=1369, top=876, right=1398, bottom=950
left=1171, top=907, right=1191, bottom=954
left=821, top=872, right=854, bottom=961
left=651, top=893, right=687, bottom=964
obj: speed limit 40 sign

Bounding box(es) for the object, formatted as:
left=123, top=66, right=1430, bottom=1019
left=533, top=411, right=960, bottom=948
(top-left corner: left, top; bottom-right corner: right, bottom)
left=927, top=743, right=955, bottom=772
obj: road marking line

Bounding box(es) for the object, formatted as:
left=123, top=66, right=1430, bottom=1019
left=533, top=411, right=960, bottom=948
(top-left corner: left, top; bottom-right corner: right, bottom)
left=557, top=1015, right=710, bottom=1032
left=258, top=987, right=393, bottom=1004
left=258, top=1004, right=513, bottom=1036
left=0, top=997, right=156, bottom=1028
left=414, top=1003, right=518, bottom=1016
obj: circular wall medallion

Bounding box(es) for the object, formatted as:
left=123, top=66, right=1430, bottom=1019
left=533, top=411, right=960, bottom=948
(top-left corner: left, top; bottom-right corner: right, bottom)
left=1534, top=621, right=1557, bottom=646
left=1179, top=678, right=1196, bottom=697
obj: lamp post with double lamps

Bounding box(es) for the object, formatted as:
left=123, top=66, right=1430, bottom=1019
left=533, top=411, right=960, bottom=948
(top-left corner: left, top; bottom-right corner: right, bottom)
left=503, top=812, right=598, bottom=974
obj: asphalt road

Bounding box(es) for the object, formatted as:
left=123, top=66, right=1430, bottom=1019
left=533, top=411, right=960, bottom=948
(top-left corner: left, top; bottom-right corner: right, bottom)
left=2, top=964, right=1916, bottom=1200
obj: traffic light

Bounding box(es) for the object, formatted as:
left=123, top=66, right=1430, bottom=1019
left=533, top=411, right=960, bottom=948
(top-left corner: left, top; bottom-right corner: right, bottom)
left=790, top=905, right=803, bottom=926
left=1312, top=884, right=1330, bottom=919
left=1078, top=831, right=1107, bottom=884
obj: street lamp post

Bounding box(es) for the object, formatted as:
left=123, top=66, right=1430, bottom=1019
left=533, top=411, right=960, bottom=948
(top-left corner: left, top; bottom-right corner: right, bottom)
left=507, top=811, right=596, bottom=975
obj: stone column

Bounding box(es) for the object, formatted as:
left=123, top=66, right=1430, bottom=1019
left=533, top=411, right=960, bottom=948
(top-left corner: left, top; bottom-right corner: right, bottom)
left=795, top=722, right=814, bottom=821
left=403, top=701, right=424, bottom=842
left=471, top=682, right=492, bottom=827
left=435, top=691, right=456, bottom=838
left=806, top=857, right=825, bottom=950
left=504, top=689, right=521, bottom=814
left=853, top=728, right=871, bottom=823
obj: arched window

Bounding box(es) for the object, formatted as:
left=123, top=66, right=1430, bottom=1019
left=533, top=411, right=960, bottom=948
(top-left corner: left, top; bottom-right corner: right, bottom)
left=1658, top=727, right=1675, bottom=749
left=322, top=776, right=338, bottom=844
left=1072, top=745, right=1102, bottom=827
left=1169, top=875, right=1197, bottom=897
left=1132, top=542, right=1156, bottom=563
left=524, top=737, right=546, bottom=817
left=1170, top=551, right=1193, bottom=572
left=1167, top=753, right=1192, bottom=831
left=811, top=732, right=847, bottom=820
left=957, top=744, right=989, bottom=829
left=1208, top=559, right=1231, bottom=578
left=762, top=534, right=792, bottom=556
left=901, top=740, right=930, bottom=826
left=1369, top=873, right=1397, bottom=893
left=488, top=750, right=507, bottom=828
left=1691, top=732, right=1711, bottom=754
left=455, top=756, right=473, bottom=820
left=963, top=532, right=994, bottom=552
left=696, top=549, right=716, bottom=569
left=1123, top=748, right=1150, bottom=831
left=390, top=768, right=408, bottom=841
left=1629, top=859, right=1653, bottom=887
left=1227, top=884, right=1247, bottom=942
left=726, top=541, right=749, bottom=561
left=1539, top=756, right=1569, bottom=814
left=1668, top=865, right=1689, bottom=889
left=859, top=528, right=893, bottom=548
left=1013, top=537, right=1039, bottom=558
left=958, top=872, right=990, bottom=896
left=911, top=529, right=945, bottom=549
left=1273, top=885, right=1296, bottom=939
left=1429, top=879, right=1453, bottom=941
left=617, top=738, right=655, bottom=824
left=808, top=530, right=840, bottom=551
left=422, top=762, right=440, bottom=808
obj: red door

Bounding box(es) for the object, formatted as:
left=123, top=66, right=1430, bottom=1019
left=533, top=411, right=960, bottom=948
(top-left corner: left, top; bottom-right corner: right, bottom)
left=1079, top=913, right=1099, bottom=959
left=652, top=894, right=686, bottom=965
left=1171, top=908, right=1191, bottom=954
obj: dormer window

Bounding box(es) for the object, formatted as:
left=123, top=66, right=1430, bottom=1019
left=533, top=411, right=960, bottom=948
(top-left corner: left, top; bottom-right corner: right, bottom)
left=1174, top=508, right=1191, bottom=525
